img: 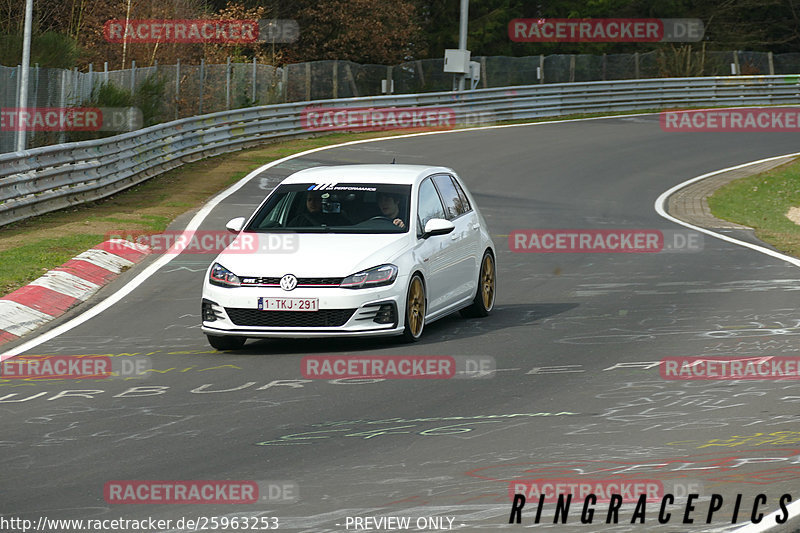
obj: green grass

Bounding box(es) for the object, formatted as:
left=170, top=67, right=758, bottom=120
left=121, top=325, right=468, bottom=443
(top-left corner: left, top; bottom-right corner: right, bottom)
left=0, top=234, right=105, bottom=295
left=708, top=158, right=800, bottom=257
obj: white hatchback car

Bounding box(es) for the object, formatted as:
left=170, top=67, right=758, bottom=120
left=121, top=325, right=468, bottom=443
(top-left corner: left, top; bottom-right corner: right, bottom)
left=201, top=164, right=496, bottom=350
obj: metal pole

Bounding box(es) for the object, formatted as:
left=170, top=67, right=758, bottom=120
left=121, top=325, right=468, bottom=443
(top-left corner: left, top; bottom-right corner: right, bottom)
left=88, top=63, right=94, bottom=100
left=252, top=57, right=257, bottom=105
left=199, top=58, right=205, bottom=114
left=457, top=0, right=468, bottom=91
left=226, top=56, right=231, bottom=110
left=15, top=0, right=34, bottom=151
left=131, top=60, right=136, bottom=93
left=175, top=58, right=180, bottom=120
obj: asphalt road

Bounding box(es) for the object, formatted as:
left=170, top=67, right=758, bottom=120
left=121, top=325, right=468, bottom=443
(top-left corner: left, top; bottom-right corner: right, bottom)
left=3, top=114, right=800, bottom=532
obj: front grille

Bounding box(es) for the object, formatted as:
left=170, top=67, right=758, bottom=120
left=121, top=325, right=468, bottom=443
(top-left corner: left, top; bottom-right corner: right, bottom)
left=240, top=277, right=343, bottom=287
left=225, top=308, right=356, bottom=327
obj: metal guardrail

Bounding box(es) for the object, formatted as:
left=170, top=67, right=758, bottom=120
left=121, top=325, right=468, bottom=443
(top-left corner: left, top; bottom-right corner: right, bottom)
left=1, top=75, right=799, bottom=227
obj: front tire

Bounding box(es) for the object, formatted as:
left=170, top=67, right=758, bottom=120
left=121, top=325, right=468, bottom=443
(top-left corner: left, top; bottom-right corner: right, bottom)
left=460, top=250, right=496, bottom=318
left=402, top=274, right=426, bottom=342
left=206, top=334, right=247, bottom=351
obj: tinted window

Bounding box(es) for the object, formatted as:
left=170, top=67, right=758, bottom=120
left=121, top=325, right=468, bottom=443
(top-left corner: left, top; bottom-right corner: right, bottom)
left=432, top=174, right=462, bottom=220
left=450, top=176, right=472, bottom=215
left=417, top=178, right=446, bottom=230
left=245, top=183, right=411, bottom=233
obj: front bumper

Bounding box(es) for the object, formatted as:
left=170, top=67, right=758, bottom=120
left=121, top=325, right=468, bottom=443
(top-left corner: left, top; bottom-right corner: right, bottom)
left=201, top=280, right=406, bottom=338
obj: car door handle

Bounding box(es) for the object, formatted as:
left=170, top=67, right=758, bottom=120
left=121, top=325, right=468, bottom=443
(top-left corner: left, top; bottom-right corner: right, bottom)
left=450, top=234, right=458, bottom=241
left=471, top=223, right=480, bottom=230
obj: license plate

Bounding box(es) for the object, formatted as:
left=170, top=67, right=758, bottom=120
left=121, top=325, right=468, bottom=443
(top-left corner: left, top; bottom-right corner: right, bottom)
left=258, top=297, right=318, bottom=312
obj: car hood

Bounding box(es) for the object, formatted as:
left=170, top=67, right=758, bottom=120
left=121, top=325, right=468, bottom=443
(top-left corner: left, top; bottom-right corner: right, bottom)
left=214, top=232, right=411, bottom=277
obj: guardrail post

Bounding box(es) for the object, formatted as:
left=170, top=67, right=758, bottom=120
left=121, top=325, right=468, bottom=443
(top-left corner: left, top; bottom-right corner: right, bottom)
left=416, top=60, right=425, bottom=88
left=104, top=61, right=108, bottom=84
left=634, top=53, right=639, bottom=79
left=733, top=50, right=740, bottom=75
left=130, top=60, right=136, bottom=93
left=481, top=56, right=487, bottom=88
left=768, top=52, right=774, bottom=75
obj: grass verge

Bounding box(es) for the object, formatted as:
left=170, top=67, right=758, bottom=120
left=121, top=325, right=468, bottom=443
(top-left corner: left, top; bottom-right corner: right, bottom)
left=708, top=158, right=800, bottom=257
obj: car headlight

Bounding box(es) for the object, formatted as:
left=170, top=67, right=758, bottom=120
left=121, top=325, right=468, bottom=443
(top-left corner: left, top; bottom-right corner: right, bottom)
left=340, top=264, right=398, bottom=289
left=209, top=263, right=241, bottom=287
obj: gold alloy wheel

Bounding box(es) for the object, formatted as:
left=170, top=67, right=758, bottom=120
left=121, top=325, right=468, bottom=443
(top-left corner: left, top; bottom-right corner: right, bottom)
left=406, top=276, right=425, bottom=337
left=481, top=253, right=496, bottom=310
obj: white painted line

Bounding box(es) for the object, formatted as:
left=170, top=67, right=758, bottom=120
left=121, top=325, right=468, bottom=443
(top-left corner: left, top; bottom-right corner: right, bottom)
left=0, top=301, right=53, bottom=336
left=654, top=152, right=800, bottom=268
left=654, top=152, right=800, bottom=533
left=72, top=249, right=134, bottom=274
left=29, top=270, right=101, bottom=301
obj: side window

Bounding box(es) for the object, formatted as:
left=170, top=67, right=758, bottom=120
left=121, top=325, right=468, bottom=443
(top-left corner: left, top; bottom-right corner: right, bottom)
left=432, top=174, right=462, bottom=220
left=450, top=177, right=472, bottom=215
left=417, top=178, right=446, bottom=231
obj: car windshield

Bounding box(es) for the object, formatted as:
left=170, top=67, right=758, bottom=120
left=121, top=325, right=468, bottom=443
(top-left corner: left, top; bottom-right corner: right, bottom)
left=245, top=183, right=412, bottom=233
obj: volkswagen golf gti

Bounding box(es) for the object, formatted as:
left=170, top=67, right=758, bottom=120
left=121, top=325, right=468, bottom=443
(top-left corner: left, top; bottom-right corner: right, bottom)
left=201, top=164, right=496, bottom=350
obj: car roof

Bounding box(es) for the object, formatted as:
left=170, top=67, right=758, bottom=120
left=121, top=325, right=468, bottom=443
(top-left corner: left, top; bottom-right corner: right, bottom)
left=280, top=164, right=455, bottom=186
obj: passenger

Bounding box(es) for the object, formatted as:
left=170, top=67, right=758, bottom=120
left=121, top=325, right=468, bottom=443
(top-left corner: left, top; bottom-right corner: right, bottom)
left=376, top=192, right=406, bottom=229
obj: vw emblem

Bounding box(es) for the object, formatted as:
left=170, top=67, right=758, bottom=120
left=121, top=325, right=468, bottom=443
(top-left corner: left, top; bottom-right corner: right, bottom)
left=280, top=274, right=298, bottom=291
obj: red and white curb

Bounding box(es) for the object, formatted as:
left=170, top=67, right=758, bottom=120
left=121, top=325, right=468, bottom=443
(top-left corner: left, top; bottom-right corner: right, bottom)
left=0, top=239, right=150, bottom=345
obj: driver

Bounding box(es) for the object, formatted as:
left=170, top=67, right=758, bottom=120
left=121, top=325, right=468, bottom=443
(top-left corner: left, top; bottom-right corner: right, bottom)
left=376, top=192, right=406, bottom=229
left=289, top=191, right=349, bottom=226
